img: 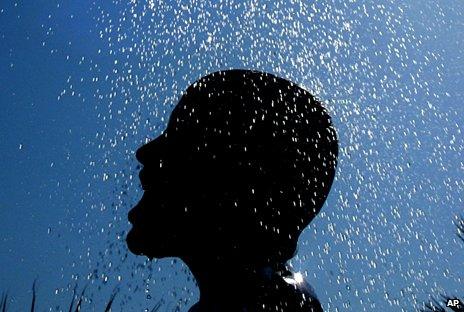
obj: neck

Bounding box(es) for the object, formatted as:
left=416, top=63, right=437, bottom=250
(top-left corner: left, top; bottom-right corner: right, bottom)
left=183, top=256, right=284, bottom=310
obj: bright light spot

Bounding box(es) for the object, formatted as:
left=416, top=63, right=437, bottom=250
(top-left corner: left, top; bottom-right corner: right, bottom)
left=283, top=271, right=304, bottom=285
left=294, top=272, right=304, bottom=284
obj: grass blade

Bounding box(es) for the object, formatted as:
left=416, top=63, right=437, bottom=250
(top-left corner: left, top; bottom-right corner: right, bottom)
left=1, top=291, right=8, bottom=312
left=456, top=215, right=464, bottom=243
left=30, top=279, right=37, bottom=312
left=150, top=298, right=164, bottom=312
left=68, top=283, right=78, bottom=312
left=104, top=288, right=119, bottom=312
left=74, top=284, right=88, bottom=312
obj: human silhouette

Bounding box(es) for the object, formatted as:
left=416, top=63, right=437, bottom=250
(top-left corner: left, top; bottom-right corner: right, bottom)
left=126, top=69, right=338, bottom=311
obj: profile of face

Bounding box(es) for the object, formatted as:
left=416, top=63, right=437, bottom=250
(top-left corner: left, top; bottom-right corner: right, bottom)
left=126, top=70, right=338, bottom=266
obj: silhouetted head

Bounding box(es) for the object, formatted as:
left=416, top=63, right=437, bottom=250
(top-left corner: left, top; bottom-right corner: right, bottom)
left=127, top=69, right=338, bottom=268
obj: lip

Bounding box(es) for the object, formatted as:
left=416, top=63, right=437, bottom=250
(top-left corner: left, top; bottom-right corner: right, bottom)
left=139, top=168, right=156, bottom=191
left=128, top=207, right=136, bottom=224
left=141, top=185, right=151, bottom=191
left=139, top=168, right=146, bottom=188
left=128, top=190, right=152, bottom=225
left=128, top=199, right=143, bottom=225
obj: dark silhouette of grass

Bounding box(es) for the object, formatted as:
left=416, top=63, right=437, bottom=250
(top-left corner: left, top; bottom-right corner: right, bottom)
left=1, top=291, right=9, bottom=312
left=419, top=216, right=464, bottom=312
left=31, top=279, right=36, bottom=312
left=421, top=296, right=446, bottom=312
left=74, top=284, right=88, bottom=312
left=67, top=283, right=78, bottom=312
left=1, top=281, right=118, bottom=311
left=1, top=281, right=174, bottom=311
left=104, top=288, right=118, bottom=312
left=150, top=298, right=164, bottom=311
left=455, top=215, right=464, bottom=243
left=420, top=295, right=464, bottom=312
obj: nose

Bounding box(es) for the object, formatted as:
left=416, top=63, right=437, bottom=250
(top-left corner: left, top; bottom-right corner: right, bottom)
left=135, top=142, right=152, bottom=165
left=136, top=132, right=167, bottom=165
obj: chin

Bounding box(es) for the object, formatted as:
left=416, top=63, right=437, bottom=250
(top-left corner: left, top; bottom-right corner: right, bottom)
left=126, top=226, right=173, bottom=259
left=126, top=227, right=146, bottom=256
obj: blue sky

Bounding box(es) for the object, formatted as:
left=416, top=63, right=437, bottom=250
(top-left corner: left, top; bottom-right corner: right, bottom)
left=1, top=0, right=463, bottom=311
